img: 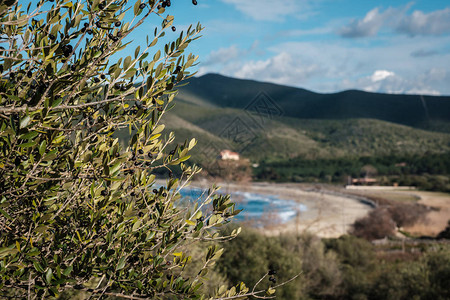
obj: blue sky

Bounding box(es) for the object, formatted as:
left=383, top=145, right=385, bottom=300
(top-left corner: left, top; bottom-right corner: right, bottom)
left=131, top=0, right=450, bottom=95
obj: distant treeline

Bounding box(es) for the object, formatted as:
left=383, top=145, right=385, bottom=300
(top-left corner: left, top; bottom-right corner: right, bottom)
left=255, top=152, right=450, bottom=191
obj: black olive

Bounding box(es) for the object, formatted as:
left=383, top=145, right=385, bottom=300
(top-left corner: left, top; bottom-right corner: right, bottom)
left=100, top=74, right=106, bottom=79
left=130, top=191, right=136, bottom=196
left=138, top=149, right=144, bottom=154
left=115, top=152, right=120, bottom=157
left=169, top=150, right=175, bottom=155
left=49, top=34, right=56, bottom=40
left=162, top=192, right=167, bottom=197
left=192, top=0, right=197, bottom=5
left=115, top=21, right=121, bottom=27
left=98, top=3, right=104, bottom=9
left=71, top=65, right=76, bottom=71
left=153, top=189, right=158, bottom=194
left=87, top=29, right=93, bottom=35
left=27, top=70, right=32, bottom=78
left=83, top=22, right=89, bottom=28
left=171, top=26, right=176, bottom=32
left=139, top=3, right=146, bottom=9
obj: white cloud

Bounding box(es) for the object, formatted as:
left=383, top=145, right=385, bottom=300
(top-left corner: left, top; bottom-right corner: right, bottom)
left=232, top=52, right=322, bottom=86
left=397, top=8, right=450, bottom=36
left=220, top=0, right=310, bottom=22
left=343, top=71, right=441, bottom=96
left=198, top=34, right=450, bottom=95
left=202, top=45, right=241, bottom=66
left=371, top=70, right=395, bottom=82
left=340, top=5, right=450, bottom=38
left=339, top=6, right=406, bottom=38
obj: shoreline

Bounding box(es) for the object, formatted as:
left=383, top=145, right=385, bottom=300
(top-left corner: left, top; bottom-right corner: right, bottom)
left=169, top=179, right=374, bottom=238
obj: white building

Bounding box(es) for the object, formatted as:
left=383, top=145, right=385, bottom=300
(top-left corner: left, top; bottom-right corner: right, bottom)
left=219, top=150, right=240, bottom=161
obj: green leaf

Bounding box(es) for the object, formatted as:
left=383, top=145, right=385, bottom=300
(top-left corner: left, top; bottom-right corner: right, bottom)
left=116, top=257, right=126, bottom=271
left=62, top=265, right=73, bottom=277
left=185, top=220, right=195, bottom=226
left=33, top=261, right=44, bottom=273
left=20, top=115, right=30, bottom=129
left=39, top=140, right=47, bottom=155
left=51, top=97, right=63, bottom=108
left=266, top=287, right=276, bottom=295
left=46, top=268, right=53, bottom=284
left=18, top=141, right=37, bottom=148
left=178, top=155, right=190, bottom=162
left=19, top=131, right=38, bottom=140
left=133, top=0, right=141, bottom=15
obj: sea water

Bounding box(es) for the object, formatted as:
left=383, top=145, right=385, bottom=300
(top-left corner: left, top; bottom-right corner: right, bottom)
left=178, top=187, right=307, bottom=224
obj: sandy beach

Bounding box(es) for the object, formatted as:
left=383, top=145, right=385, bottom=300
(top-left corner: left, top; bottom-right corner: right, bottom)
left=186, top=180, right=374, bottom=238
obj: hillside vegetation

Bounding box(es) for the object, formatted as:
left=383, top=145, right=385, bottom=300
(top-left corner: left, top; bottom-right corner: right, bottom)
left=157, top=74, right=450, bottom=164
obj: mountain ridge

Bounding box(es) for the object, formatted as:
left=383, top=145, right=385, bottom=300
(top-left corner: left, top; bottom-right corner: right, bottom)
left=177, top=73, right=450, bottom=129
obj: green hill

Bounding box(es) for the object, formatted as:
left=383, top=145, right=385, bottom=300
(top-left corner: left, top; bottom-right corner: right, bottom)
left=160, top=74, right=450, bottom=163
left=177, top=73, right=450, bottom=130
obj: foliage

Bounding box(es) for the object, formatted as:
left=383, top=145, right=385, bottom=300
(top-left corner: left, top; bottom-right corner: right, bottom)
left=0, top=0, right=253, bottom=298
left=254, top=152, right=450, bottom=192
left=216, top=229, right=450, bottom=300
left=216, top=228, right=344, bottom=300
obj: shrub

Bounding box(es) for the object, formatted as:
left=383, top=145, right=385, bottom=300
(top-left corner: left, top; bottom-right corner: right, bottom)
left=0, top=0, right=249, bottom=298
left=352, top=208, right=396, bottom=240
